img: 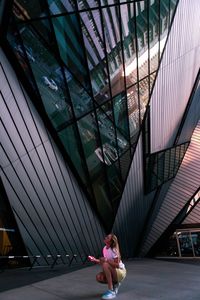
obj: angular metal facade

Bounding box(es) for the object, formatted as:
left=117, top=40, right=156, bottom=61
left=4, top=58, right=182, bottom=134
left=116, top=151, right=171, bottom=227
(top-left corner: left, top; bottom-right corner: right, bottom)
left=0, top=0, right=200, bottom=263
left=0, top=49, right=105, bottom=262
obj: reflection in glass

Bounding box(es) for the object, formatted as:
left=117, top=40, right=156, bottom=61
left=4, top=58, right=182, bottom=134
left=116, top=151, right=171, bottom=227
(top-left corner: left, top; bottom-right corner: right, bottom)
left=59, top=124, right=88, bottom=186
left=7, top=0, right=179, bottom=230
left=113, top=93, right=130, bottom=140
left=127, top=85, right=140, bottom=143
left=193, top=232, right=200, bottom=257
left=52, top=14, right=91, bottom=93
left=149, top=0, right=159, bottom=73
left=80, top=9, right=111, bottom=104
left=136, top=1, right=148, bottom=80
left=102, top=5, right=124, bottom=98
left=178, top=232, right=193, bottom=257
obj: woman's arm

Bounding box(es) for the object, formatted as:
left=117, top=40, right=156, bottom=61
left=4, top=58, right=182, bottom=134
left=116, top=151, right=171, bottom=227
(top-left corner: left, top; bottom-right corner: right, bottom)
left=106, top=257, right=120, bottom=268
left=99, top=256, right=119, bottom=268
left=88, top=255, right=100, bottom=264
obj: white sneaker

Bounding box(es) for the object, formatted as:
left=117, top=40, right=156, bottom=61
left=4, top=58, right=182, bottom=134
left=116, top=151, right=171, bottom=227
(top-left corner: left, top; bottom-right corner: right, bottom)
left=113, top=282, right=121, bottom=294
left=101, top=289, right=116, bottom=299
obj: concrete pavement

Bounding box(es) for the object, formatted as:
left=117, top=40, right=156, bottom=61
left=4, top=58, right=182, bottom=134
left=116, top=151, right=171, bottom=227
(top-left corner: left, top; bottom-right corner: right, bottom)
left=0, top=259, right=200, bottom=300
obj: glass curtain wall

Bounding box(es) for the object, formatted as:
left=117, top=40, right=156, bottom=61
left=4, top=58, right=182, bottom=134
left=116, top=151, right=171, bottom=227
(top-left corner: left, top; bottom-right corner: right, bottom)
left=7, top=0, right=178, bottom=230
left=157, top=229, right=200, bottom=257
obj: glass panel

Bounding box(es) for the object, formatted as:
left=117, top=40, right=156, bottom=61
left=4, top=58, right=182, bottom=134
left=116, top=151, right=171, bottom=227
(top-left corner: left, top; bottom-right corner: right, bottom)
left=192, top=232, right=200, bottom=257
left=113, top=93, right=130, bottom=140
left=12, top=0, right=47, bottom=21
left=80, top=9, right=111, bottom=105
left=180, top=144, right=186, bottom=160
left=159, top=0, right=170, bottom=59
left=169, top=147, right=175, bottom=177
left=150, top=156, right=157, bottom=191
left=178, top=232, right=193, bottom=257
left=170, top=0, right=179, bottom=22
left=150, top=71, right=156, bottom=93
left=122, top=3, right=137, bottom=88
left=120, top=3, right=135, bottom=89
left=24, top=25, right=74, bottom=127
left=78, top=112, right=104, bottom=175
left=77, top=112, right=116, bottom=228
left=96, top=104, right=128, bottom=156
left=67, top=77, right=93, bottom=118
left=102, top=5, right=124, bottom=98
left=127, top=84, right=140, bottom=143
left=164, top=149, right=170, bottom=181
left=59, top=124, right=88, bottom=186
left=157, top=152, right=164, bottom=184
left=149, top=0, right=159, bottom=73
left=136, top=1, right=148, bottom=80
left=52, top=14, right=91, bottom=93
left=145, top=142, right=189, bottom=193
left=7, top=21, right=37, bottom=89
left=48, top=0, right=76, bottom=14
left=173, top=146, right=180, bottom=175
left=139, top=76, right=149, bottom=122
left=8, top=20, right=74, bottom=128
left=97, top=106, right=123, bottom=208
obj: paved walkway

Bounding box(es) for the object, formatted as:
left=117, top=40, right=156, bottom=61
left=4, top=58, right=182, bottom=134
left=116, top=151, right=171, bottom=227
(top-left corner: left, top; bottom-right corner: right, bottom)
left=0, top=259, right=200, bottom=300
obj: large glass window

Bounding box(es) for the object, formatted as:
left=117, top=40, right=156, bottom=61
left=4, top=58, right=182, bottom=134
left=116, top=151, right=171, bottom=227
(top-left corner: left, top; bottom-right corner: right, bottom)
left=7, top=0, right=178, bottom=230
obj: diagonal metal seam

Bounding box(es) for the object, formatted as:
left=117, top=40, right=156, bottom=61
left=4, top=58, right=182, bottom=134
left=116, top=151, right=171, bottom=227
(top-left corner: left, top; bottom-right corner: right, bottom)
left=1, top=0, right=180, bottom=232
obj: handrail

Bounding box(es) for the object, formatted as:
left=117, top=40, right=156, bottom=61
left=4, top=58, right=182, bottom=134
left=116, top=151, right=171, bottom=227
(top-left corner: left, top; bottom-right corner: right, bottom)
left=0, top=253, right=91, bottom=271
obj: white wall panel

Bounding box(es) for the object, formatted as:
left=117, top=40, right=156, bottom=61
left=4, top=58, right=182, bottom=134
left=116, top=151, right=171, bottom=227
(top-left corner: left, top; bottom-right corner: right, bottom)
left=150, top=0, right=200, bottom=153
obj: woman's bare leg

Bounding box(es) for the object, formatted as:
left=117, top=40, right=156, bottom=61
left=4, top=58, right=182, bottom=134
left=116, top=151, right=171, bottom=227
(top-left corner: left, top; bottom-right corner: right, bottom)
left=96, top=272, right=107, bottom=284
left=101, top=262, right=118, bottom=290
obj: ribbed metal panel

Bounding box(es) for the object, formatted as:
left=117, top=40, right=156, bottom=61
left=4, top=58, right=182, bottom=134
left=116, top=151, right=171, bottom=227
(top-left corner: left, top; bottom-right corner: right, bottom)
left=113, top=135, right=156, bottom=257
left=183, top=201, right=200, bottom=224
left=140, top=121, right=200, bottom=256
left=178, top=80, right=200, bottom=144
left=0, top=49, right=105, bottom=263
left=150, top=0, right=200, bottom=153
left=113, top=0, right=200, bottom=257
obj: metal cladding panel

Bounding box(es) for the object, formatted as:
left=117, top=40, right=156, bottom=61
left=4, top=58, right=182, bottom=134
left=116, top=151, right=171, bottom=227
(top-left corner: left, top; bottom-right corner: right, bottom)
left=178, top=81, right=200, bottom=144
left=0, top=49, right=105, bottom=262
left=140, top=122, right=200, bottom=256
left=183, top=200, right=200, bottom=224
left=112, top=135, right=156, bottom=257
left=150, top=0, right=200, bottom=153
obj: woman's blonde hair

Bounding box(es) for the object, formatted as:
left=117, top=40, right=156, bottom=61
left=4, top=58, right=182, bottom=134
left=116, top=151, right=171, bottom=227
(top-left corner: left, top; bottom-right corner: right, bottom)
left=109, top=233, right=121, bottom=259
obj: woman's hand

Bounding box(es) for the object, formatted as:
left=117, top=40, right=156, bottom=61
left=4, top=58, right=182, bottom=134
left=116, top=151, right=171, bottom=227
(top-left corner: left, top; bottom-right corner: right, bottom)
left=88, top=255, right=98, bottom=263
left=99, top=257, right=108, bottom=264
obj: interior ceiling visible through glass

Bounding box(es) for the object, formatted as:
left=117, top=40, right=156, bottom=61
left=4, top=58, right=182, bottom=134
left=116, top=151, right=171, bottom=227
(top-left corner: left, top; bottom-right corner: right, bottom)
left=7, top=0, right=178, bottom=231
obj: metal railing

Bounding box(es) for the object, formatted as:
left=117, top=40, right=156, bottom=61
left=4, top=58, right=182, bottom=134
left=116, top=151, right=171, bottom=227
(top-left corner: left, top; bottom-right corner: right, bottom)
left=0, top=253, right=93, bottom=271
